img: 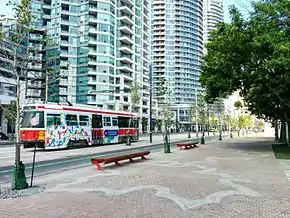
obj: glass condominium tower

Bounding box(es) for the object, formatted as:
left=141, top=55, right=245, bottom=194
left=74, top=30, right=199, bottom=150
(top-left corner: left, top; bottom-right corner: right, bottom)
left=30, top=0, right=150, bottom=114
left=203, top=0, right=223, bottom=47
left=151, top=0, right=204, bottom=129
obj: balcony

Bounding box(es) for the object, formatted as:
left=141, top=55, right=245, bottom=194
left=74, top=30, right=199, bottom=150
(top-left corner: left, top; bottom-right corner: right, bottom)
left=118, top=63, right=133, bottom=72
left=119, top=14, right=134, bottom=25
left=120, top=0, right=134, bottom=7
left=120, top=44, right=134, bottom=54
left=120, top=23, right=134, bottom=35
left=119, top=5, right=134, bottom=16
left=119, top=54, right=133, bottom=64
left=120, top=33, right=133, bottom=44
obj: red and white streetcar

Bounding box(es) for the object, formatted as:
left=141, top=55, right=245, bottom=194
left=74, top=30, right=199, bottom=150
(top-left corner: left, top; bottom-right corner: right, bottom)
left=20, top=103, right=139, bottom=150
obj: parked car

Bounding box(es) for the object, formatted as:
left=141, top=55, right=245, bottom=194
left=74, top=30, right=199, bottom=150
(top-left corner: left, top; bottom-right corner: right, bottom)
left=0, top=131, right=9, bottom=140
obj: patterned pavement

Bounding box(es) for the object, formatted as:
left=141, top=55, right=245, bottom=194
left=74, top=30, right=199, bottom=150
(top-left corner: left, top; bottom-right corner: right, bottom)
left=278, top=160, right=290, bottom=182
left=1, top=135, right=290, bottom=217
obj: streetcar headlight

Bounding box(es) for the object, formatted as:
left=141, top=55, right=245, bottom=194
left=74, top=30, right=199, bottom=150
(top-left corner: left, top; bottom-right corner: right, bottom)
left=38, top=130, right=45, bottom=140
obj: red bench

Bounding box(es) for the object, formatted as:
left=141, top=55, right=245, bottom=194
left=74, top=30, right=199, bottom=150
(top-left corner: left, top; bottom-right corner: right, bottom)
left=91, top=150, right=150, bottom=171
left=176, top=142, right=199, bottom=150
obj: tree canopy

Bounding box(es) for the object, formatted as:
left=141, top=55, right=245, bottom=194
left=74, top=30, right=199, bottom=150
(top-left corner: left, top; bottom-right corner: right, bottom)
left=200, top=0, right=290, bottom=123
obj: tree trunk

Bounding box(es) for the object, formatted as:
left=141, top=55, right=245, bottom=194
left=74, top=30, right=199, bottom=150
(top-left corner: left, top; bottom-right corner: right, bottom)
left=15, top=53, right=21, bottom=165
left=287, top=122, right=290, bottom=147
left=280, top=121, right=287, bottom=143
left=274, top=121, right=279, bottom=141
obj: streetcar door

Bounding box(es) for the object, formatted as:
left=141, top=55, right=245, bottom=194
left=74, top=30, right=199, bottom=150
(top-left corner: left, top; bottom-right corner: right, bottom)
left=102, top=116, right=118, bottom=144
left=92, top=114, right=102, bottom=144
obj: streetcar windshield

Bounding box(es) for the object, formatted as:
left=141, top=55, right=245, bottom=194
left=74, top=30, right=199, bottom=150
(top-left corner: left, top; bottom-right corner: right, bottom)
left=21, top=111, right=44, bottom=128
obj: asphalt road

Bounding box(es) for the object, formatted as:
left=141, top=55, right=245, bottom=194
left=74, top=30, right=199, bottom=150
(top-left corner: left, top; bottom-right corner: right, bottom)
left=0, top=132, right=199, bottom=147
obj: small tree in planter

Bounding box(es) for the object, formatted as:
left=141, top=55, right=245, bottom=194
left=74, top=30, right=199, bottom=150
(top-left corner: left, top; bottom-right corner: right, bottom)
left=188, top=103, right=196, bottom=138
left=197, top=93, right=207, bottom=144
left=155, top=77, right=171, bottom=153
left=127, top=80, right=141, bottom=145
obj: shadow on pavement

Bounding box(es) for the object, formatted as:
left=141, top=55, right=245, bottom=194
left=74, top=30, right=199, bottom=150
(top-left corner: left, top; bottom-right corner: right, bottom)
left=223, top=136, right=275, bottom=153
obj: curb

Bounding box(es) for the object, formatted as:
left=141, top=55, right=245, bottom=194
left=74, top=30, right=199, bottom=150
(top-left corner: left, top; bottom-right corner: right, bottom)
left=0, top=141, right=15, bottom=146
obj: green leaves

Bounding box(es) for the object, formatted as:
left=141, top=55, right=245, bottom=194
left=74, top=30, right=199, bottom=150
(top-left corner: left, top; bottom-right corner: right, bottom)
left=3, top=100, right=17, bottom=123
left=130, top=80, right=141, bottom=106
left=200, top=0, right=290, bottom=122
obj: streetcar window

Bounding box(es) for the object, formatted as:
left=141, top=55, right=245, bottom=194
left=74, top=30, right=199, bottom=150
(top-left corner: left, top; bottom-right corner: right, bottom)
left=79, top=115, right=89, bottom=126
left=21, top=111, right=44, bottom=128
left=118, top=117, right=131, bottom=128
left=66, top=114, right=77, bottom=126
left=92, top=115, right=102, bottom=128
left=46, top=114, right=61, bottom=126
left=112, top=117, right=118, bottom=126
left=103, top=117, right=111, bottom=126
left=133, top=118, right=139, bottom=128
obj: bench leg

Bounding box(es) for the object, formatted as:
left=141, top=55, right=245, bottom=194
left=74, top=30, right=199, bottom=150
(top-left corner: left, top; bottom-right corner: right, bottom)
left=115, top=161, right=121, bottom=167
left=92, top=160, right=103, bottom=171
left=129, top=158, right=134, bottom=163
left=141, top=156, right=147, bottom=160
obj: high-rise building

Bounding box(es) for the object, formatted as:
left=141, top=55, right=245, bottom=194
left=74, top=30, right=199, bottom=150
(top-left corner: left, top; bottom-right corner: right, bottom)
left=30, top=0, right=151, bottom=119
left=151, top=0, right=204, bottom=130
left=203, top=0, right=223, bottom=45
left=0, top=16, right=45, bottom=135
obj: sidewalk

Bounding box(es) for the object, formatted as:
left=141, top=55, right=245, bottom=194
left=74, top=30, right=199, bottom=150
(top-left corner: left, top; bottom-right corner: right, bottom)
left=1, top=134, right=289, bottom=217
left=0, top=133, right=220, bottom=168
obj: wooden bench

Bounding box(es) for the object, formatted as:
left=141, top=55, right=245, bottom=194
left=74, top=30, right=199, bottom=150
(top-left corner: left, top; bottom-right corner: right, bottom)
left=91, top=150, right=150, bottom=171
left=176, top=142, right=199, bottom=150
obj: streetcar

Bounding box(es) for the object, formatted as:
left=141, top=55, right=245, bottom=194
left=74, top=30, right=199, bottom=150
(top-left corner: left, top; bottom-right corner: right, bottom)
left=20, top=103, right=139, bottom=150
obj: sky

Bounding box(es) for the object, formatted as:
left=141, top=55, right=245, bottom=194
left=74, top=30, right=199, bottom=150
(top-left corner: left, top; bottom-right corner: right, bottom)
left=0, top=0, right=250, bottom=22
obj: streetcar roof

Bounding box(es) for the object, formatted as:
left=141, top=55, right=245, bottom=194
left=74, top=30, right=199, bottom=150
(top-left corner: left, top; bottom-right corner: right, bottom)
left=23, top=103, right=138, bottom=117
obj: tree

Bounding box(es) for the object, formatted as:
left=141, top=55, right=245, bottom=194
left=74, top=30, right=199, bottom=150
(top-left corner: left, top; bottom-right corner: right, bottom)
left=141, top=117, right=148, bottom=134
left=197, top=93, right=207, bottom=144
left=0, top=0, right=57, bottom=189
left=127, top=80, right=141, bottom=145
left=224, top=112, right=233, bottom=138
left=3, top=100, right=17, bottom=136
left=213, top=99, right=224, bottom=140
left=155, top=77, right=171, bottom=153
left=209, top=115, right=218, bottom=135
left=188, top=102, right=196, bottom=138
left=234, top=101, right=243, bottom=110
left=200, top=0, right=290, bottom=144
left=0, top=0, right=35, bottom=190
left=257, top=120, right=265, bottom=132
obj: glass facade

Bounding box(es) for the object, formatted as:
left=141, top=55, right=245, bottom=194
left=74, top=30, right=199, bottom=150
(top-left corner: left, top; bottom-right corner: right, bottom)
left=151, top=0, right=203, bottom=126
left=203, top=0, right=224, bottom=44
left=30, top=0, right=150, bottom=116
left=151, top=0, right=203, bottom=105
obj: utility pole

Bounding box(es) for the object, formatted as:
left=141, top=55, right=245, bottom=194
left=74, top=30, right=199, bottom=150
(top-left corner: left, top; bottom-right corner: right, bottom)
left=149, top=65, right=153, bottom=143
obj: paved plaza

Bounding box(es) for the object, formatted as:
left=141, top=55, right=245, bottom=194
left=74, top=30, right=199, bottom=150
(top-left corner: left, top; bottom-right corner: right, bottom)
left=1, top=135, right=290, bottom=217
